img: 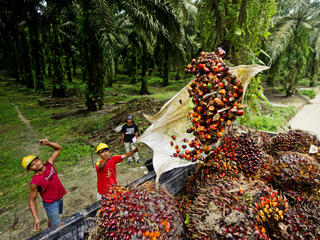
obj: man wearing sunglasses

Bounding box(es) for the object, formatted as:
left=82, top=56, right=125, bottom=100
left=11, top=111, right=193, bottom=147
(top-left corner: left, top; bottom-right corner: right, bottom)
left=95, top=142, right=139, bottom=200
left=21, top=139, right=65, bottom=233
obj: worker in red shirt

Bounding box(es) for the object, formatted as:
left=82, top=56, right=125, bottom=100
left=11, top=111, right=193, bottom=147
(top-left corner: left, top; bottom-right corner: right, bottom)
left=21, top=139, right=66, bottom=233
left=95, top=142, right=139, bottom=200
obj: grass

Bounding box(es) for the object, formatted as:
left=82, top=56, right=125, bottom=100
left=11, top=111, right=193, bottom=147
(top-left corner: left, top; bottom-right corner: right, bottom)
left=238, top=104, right=296, bottom=132
left=299, top=89, right=316, bottom=99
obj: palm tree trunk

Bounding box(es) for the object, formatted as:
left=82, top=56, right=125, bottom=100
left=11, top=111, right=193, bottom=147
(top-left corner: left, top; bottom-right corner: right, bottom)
left=29, top=22, right=44, bottom=90
left=130, top=48, right=137, bottom=84
left=81, top=0, right=104, bottom=111
left=140, top=40, right=149, bottom=95
left=20, top=28, right=34, bottom=88
left=162, top=46, right=169, bottom=86
left=51, top=28, right=66, bottom=97
left=72, top=56, right=77, bottom=76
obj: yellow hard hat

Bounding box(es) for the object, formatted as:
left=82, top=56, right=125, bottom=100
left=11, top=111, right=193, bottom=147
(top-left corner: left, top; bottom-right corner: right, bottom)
left=22, top=155, right=37, bottom=169
left=96, top=143, right=110, bottom=153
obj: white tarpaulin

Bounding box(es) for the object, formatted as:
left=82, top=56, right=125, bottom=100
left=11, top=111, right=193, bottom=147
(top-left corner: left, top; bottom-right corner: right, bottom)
left=138, top=64, right=269, bottom=183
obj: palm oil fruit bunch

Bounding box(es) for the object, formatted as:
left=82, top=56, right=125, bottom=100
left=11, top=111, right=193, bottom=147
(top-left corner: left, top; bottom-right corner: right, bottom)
left=265, top=130, right=318, bottom=156
left=184, top=49, right=245, bottom=147
left=254, top=188, right=288, bottom=240
left=92, top=184, right=183, bottom=240
left=206, top=135, right=240, bottom=178
left=184, top=177, right=259, bottom=240
left=282, top=197, right=320, bottom=239
left=235, top=133, right=265, bottom=177
left=263, top=152, right=320, bottom=192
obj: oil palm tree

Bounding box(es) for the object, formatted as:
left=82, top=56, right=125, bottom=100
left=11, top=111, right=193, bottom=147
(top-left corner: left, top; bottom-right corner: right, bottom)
left=79, top=0, right=185, bottom=110
left=265, top=0, right=320, bottom=95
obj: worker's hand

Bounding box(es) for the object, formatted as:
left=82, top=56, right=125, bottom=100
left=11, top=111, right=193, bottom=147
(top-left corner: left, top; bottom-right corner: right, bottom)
left=39, top=138, right=49, bottom=146
left=133, top=147, right=139, bottom=153
left=33, top=218, right=40, bottom=232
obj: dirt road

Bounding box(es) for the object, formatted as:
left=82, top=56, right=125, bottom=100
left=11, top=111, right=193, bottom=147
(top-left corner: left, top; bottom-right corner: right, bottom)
left=289, top=92, right=320, bottom=138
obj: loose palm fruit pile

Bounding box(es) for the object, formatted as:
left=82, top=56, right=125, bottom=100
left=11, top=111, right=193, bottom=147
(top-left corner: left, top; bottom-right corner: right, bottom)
left=262, top=152, right=320, bottom=192
left=205, top=131, right=266, bottom=179
left=184, top=49, right=245, bottom=147
left=89, top=183, right=183, bottom=240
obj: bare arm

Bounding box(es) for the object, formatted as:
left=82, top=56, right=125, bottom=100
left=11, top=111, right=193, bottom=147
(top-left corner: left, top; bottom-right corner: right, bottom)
left=29, top=184, right=40, bottom=232
left=121, top=133, right=124, bottom=146
left=39, top=139, right=62, bottom=164
left=121, top=147, right=139, bottom=159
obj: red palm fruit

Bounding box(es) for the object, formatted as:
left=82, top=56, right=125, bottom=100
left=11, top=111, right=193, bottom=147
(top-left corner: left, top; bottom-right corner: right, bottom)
left=220, top=118, right=224, bottom=122
left=237, top=110, right=245, bottom=116
left=187, top=64, right=192, bottom=69
left=210, top=124, right=217, bottom=130
left=217, top=62, right=222, bottom=67
left=218, top=82, right=224, bottom=88
left=170, top=141, right=174, bottom=146
left=193, top=155, right=198, bottom=160
left=217, top=131, right=223, bottom=137
left=233, top=85, right=238, bottom=90
left=172, top=135, right=177, bottom=140
left=196, top=149, right=203, bottom=154
left=174, top=145, right=179, bottom=149
left=233, top=92, right=238, bottom=98
left=212, top=66, right=218, bottom=72
left=183, top=138, right=189, bottom=142
left=200, top=51, right=205, bottom=56
left=179, top=153, right=185, bottom=159
left=182, top=145, right=187, bottom=149
left=205, top=133, right=211, bottom=139
left=226, top=120, right=232, bottom=126
left=173, top=153, right=178, bottom=157
left=176, top=149, right=180, bottom=153
left=206, top=118, right=212, bottom=124
left=188, top=141, right=194, bottom=147
left=198, top=63, right=205, bottom=68
left=204, top=67, right=210, bottom=72
left=185, top=150, right=191, bottom=154
left=223, top=98, right=228, bottom=103
left=185, top=154, right=191, bottom=160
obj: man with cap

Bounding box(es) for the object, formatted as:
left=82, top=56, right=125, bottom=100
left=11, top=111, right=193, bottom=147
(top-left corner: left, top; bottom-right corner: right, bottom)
left=21, top=139, right=65, bottom=232
left=95, top=142, right=139, bottom=200
left=121, top=114, right=140, bottom=164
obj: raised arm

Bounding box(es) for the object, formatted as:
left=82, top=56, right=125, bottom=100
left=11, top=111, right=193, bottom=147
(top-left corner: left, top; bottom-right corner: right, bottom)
left=121, top=147, right=139, bottom=159
left=29, top=184, right=40, bottom=232
left=39, top=139, right=62, bottom=164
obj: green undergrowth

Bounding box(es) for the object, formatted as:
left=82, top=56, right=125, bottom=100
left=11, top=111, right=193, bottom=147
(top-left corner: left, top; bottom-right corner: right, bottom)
left=299, top=89, right=316, bottom=99
left=238, top=103, right=296, bottom=132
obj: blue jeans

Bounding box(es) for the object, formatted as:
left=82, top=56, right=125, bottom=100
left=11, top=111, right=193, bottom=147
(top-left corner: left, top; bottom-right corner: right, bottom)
left=42, top=198, right=63, bottom=226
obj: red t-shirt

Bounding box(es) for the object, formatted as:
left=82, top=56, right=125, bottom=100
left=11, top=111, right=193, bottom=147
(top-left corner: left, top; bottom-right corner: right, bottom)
left=30, top=161, right=66, bottom=203
left=95, top=156, right=122, bottom=195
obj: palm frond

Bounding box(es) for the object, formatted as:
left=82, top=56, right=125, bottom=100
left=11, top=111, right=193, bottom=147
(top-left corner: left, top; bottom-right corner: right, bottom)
left=266, top=19, right=298, bottom=65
